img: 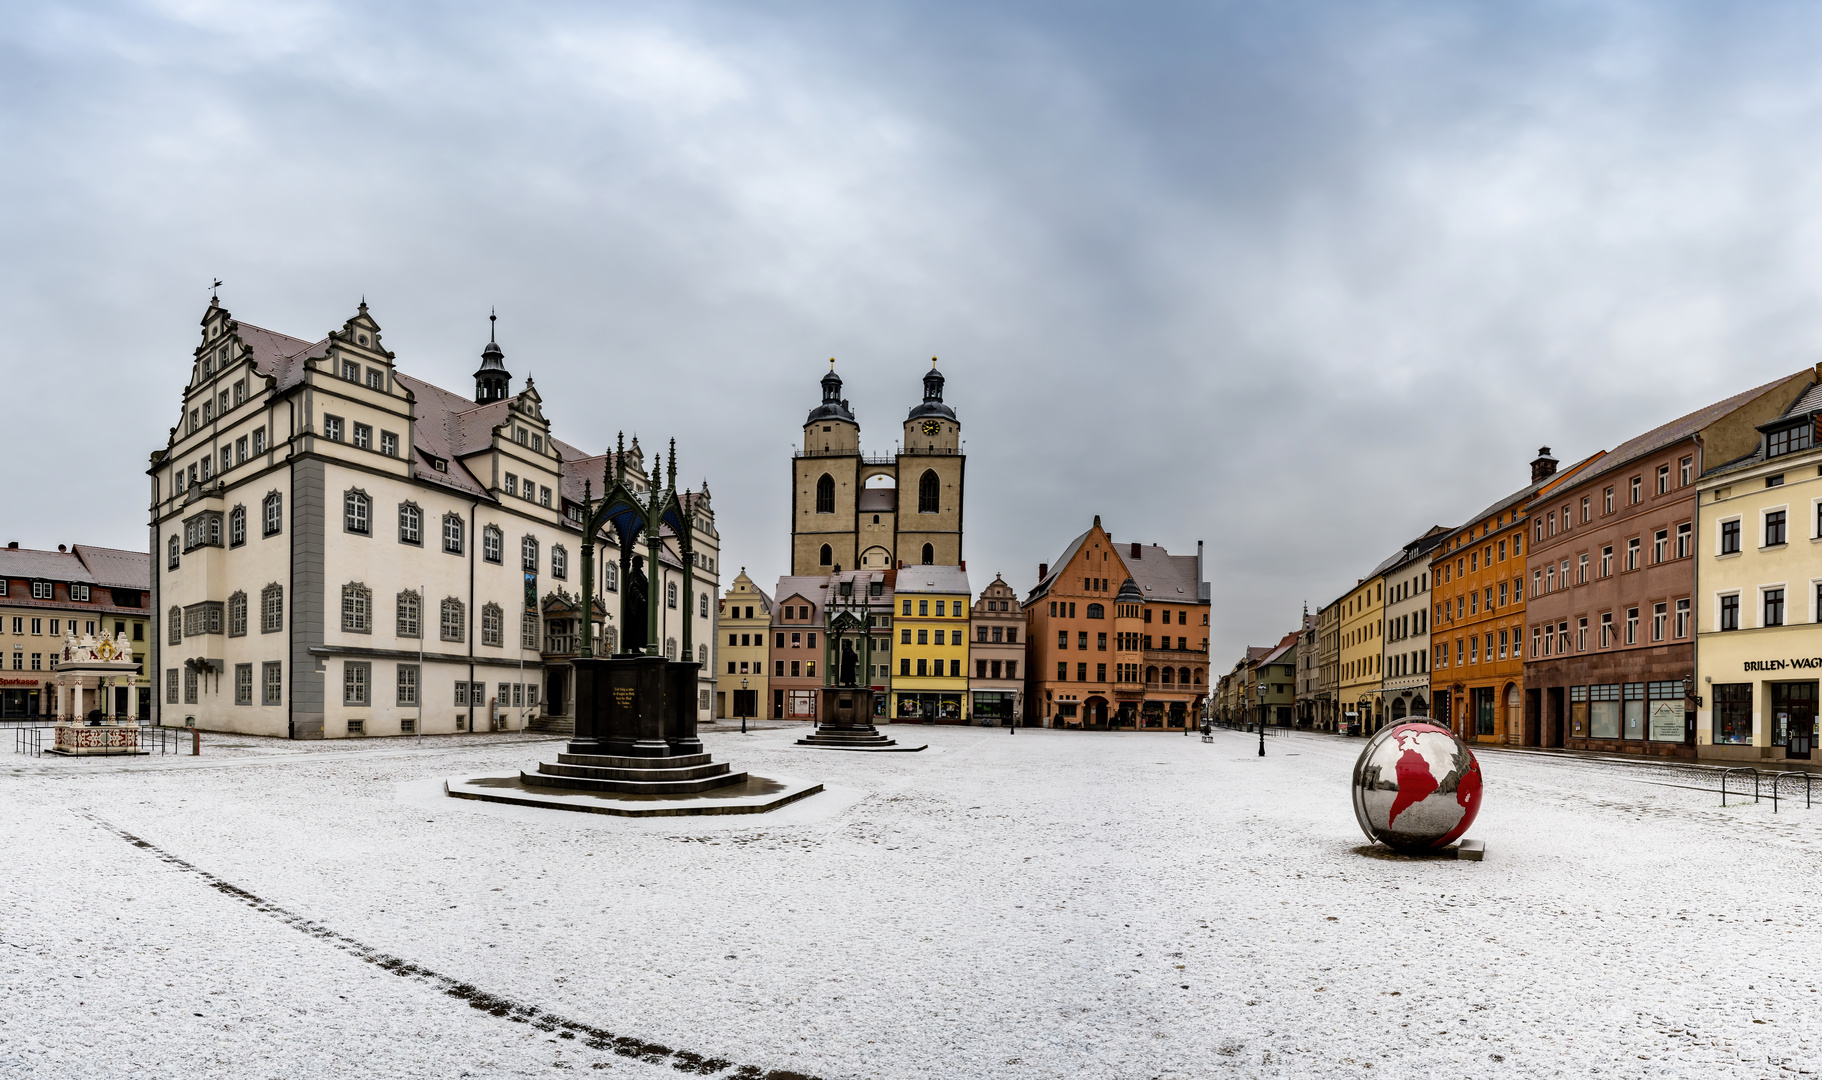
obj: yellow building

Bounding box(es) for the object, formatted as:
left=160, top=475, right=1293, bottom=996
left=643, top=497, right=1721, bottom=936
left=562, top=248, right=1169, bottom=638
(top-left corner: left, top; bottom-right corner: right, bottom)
left=715, top=570, right=772, bottom=721
left=890, top=565, right=971, bottom=721
left=1336, top=563, right=1391, bottom=733
left=0, top=544, right=152, bottom=719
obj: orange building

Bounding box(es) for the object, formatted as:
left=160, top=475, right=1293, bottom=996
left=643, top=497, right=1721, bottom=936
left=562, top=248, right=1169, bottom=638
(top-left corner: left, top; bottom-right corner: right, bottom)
left=1430, top=448, right=1601, bottom=742
left=1024, top=517, right=1209, bottom=729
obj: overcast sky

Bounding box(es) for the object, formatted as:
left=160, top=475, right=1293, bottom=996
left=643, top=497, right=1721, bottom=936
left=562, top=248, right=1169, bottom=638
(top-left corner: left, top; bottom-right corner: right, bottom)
left=8, top=1, right=1822, bottom=664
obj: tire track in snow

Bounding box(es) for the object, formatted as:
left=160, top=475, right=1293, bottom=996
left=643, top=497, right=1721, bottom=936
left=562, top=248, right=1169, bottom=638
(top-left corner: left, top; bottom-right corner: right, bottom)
left=77, top=810, right=821, bottom=1080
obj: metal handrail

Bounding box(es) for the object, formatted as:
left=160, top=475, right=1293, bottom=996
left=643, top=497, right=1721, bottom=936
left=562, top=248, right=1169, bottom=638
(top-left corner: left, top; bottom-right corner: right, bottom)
left=1720, top=767, right=1757, bottom=807
left=1770, top=770, right=1814, bottom=812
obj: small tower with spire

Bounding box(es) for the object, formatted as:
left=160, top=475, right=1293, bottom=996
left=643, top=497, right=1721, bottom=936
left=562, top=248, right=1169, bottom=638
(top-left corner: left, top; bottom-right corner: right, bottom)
left=474, top=310, right=511, bottom=404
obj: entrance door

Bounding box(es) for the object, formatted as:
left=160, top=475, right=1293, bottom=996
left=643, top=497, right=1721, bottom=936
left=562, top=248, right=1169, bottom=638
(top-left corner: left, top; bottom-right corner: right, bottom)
left=1776, top=682, right=1817, bottom=760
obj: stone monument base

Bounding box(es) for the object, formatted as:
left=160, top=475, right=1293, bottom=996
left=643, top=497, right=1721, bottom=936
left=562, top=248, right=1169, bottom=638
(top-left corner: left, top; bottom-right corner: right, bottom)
left=796, top=688, right=926, bottom=751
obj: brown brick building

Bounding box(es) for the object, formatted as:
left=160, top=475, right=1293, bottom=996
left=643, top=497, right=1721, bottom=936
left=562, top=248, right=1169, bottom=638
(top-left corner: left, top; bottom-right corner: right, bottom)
left=1525, top=372, right=1812, bottom=755
left=1024, top=518, right=1209, bottom=729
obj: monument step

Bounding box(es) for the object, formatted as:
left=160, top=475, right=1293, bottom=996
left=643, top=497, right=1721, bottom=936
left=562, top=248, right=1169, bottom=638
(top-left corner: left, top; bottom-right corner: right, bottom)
left=520, top=768, right=750, bottom=796
left=557, top=751, right=713, bottom=770
left=537, top=760, right=732, bottom=783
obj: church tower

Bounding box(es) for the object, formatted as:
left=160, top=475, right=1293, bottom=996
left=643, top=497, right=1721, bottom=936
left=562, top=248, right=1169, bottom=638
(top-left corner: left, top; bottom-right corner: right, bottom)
left=896, top=359, right=964, bottom=568
left=789, top=359, right=965, bottom=575
left=791, top=363, right=863, bottom=574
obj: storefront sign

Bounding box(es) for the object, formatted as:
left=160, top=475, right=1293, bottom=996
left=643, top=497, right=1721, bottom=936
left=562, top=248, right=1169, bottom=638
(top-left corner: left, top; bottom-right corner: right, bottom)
left=0, top=677, right=40, bottom=687
left=1744, top=658, right=1822, bottom=672
left=1647, top=700, right=1685, bottom=741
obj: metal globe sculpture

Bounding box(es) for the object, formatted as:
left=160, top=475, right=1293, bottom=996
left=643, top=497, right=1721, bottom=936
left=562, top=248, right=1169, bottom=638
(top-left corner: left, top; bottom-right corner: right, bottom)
left=1351, top=721, right=1483, bottom=851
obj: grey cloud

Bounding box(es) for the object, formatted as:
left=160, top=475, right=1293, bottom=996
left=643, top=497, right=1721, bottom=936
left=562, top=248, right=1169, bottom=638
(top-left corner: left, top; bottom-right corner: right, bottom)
left=6, top=2, right=1822, bottom=664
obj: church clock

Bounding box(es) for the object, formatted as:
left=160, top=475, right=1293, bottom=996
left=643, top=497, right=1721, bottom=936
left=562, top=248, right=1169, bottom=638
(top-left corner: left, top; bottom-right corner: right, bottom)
left=920, top=419, right=941, bottom=436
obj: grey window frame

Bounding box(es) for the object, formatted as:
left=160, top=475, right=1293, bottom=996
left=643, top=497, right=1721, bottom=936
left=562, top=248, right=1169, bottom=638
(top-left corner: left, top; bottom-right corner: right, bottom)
left=234, top=663, right=253, bottom=705
left=262, top=661, right=283, bottom=705
left=343, top=661, right=370, bottom=706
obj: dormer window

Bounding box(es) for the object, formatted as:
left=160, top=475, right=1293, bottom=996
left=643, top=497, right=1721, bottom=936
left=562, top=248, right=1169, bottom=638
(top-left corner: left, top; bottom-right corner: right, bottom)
left=1767, top=422, right=1812, bottom=459
left=366, top=368, right=383, bottom=390
left=340, top=359, right=360, bottom=381
left=531, top=434, right=544, bottom=453
left=431, top=457, right=447, bottom=473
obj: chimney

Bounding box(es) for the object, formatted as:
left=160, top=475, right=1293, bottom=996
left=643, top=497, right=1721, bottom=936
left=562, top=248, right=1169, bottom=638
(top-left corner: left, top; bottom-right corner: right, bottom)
left=1530, top=446, right=1559, bottom=483
left=1130, top=542, right=1141, bottom=559
left=6, top=542, right=15, bottom=549
left=1038, top=563, right=1048, bottom=580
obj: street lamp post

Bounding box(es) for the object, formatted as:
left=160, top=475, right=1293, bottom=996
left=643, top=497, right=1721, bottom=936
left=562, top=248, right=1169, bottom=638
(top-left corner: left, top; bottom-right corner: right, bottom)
left=741, top=676, right=749, bottom=735
left=1257, top=682, right=1267, bottom=757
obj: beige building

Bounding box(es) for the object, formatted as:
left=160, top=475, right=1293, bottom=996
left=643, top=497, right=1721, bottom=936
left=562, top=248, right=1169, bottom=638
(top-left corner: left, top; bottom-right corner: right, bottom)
left=150, top=298, right=720, bottom=739
left=716, top=570, right=772, bottom=721
left=1695, top=383, right=1822, bottom=762
left=791, top=362, right=964, bottom=575
left=968, top=573, right=1024, bottom=725
left=1381, top=527, right=1449, bottom=723
left=0, top=544, right=152, bottom=719
left=1336, top=549, right=1403, bottom=733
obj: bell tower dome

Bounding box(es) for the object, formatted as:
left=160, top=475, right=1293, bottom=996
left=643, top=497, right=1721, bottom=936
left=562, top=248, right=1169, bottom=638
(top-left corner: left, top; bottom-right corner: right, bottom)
left=474, top=311, right=511, bottom=404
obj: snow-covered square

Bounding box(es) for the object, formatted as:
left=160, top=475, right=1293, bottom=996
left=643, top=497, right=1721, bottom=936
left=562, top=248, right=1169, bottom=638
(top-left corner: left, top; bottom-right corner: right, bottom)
left=3, top=725, right=1816, bottom=1078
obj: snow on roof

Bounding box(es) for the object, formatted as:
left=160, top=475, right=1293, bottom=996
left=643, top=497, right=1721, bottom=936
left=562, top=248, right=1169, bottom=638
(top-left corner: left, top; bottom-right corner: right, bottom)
left=893, top=565, right=971, bottom=596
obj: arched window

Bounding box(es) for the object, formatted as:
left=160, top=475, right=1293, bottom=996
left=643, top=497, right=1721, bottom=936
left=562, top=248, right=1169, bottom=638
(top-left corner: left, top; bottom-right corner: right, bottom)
left=1193, top=668, right=1205, bottom=685
left=441, top=598, right=465, bottom=643
left=229, top=506, right=246, bottom=547
left=667, top=582, right=678, bottom=609
left=665, top=636, right=678, bottom=660
left=1179, top=667, right=1191, bottom=685
left=261, top=584, right=284, bottom=633
left=698, top=643, right=708, bottom=665
left=918, top=470, right=939, bottom=513
left=819, top=544, right=833, bottom=566
left=341, top=583, right=372, bottom=632
left=816, top=474, right=835, bottom=514
left=921, top=543, right=934, bottom=565
left=604, top=561, right=619, bottom=592
left=263, top=492, right=283, bottom=536
left=167, top=535, right=180, bottom=570
left=168, top=606, right=182, bottom=644
left=699, top=592, right=709, bottom=617
left=228, top=592, right=247, bottom=637
left=343, top=490, right=371, bottom=535
left=398, top=502, right=421, bottom=544
left=552, top=544, right=568, bottom=580
left=522, top=535, right=539, bottom=573
left=1145, top=666, right=1158, bottom=684
left=482, top=526, right=502, bottom=563
left=1161, top=667, right=1174, bottom=685
left=442, top=513, right=464, bottom=554
left=1086, top=603, right=1105, bottom=620
left=481, top=603, right=503, bottom=646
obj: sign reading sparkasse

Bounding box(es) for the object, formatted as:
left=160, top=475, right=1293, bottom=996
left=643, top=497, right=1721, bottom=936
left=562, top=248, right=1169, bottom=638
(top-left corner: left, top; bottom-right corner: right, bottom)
left=1742, top=657, right=1822, bottom=672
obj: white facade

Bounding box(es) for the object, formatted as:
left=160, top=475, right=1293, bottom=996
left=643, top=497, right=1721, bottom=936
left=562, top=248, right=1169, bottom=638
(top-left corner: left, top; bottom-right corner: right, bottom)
left=150, top=299, right=719, bottom=739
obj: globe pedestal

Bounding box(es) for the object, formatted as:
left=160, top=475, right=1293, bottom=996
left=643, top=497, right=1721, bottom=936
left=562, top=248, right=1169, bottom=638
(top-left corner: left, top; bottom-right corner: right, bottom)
left=1352, top=721, right=1483, bottom=852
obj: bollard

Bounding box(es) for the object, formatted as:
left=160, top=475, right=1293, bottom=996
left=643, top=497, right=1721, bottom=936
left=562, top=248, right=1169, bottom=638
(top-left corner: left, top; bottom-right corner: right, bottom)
left=192, top=727, right=200, bottom=756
